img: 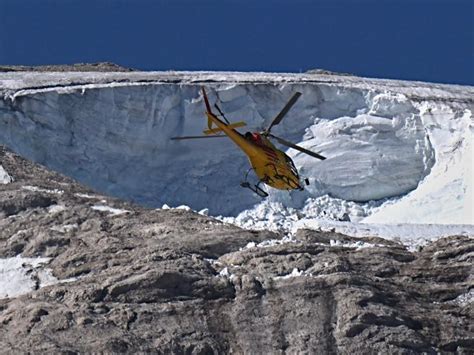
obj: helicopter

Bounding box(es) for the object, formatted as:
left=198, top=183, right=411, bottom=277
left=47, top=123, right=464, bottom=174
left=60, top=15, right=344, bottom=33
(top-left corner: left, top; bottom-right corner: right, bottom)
left=171, top=88, right=326, bottom=197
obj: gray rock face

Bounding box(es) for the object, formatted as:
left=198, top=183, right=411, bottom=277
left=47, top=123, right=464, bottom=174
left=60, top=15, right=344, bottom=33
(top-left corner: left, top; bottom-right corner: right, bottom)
left=0, top=146, right=473, bottom=354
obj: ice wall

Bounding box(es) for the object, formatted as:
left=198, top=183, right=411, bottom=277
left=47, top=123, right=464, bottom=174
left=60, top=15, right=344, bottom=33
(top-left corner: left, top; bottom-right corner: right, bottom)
left=0, top=72, right=472, bottom=222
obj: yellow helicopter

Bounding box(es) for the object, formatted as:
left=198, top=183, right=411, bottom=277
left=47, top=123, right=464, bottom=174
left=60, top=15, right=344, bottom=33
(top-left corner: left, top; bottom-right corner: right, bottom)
left=171, top=88, right=326, bottom=197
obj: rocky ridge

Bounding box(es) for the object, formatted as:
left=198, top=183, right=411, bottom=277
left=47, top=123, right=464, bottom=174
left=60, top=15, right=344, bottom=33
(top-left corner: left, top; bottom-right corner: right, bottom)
left=0, top=145, right=473, bottom=353
left=0, top=62, right=135, bottom=73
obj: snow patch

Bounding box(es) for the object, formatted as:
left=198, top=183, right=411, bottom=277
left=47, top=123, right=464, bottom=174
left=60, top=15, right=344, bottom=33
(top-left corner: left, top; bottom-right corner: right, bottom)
left=0, top=165, right=12, bottom=184
left=47, top=204, right=66, bottom=214
left=198, top=208, right=210, bottom=216
left=219, top=267, right=230, bottom=277
left=241, top=235, right=298, bottom=251
left=75, top=193, right=101, bottom=199
left=22, top=185, right=64, bottom=195
left=174, top=205, right=192, bottom=211
left=243, top=242, right=256, bottom=250
left=91, top=205, right=130, bottom=215
left=274, top=268, right=304, bottom=280
left=0, top=256, right=77, bottom=299
left=329, top=239, right=383, bottom=249
left=217, top=267, right=237, bottom=283
left=161, top=204, right=192, bottom=211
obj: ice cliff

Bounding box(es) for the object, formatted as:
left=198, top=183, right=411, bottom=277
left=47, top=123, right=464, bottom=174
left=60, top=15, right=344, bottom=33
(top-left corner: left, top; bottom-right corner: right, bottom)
left=0, top=71, right=472, bottom=224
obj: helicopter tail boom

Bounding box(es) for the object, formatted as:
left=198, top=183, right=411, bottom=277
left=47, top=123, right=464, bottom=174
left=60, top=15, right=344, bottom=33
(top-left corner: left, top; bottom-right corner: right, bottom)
left=203, top=121, right=246, bottom=135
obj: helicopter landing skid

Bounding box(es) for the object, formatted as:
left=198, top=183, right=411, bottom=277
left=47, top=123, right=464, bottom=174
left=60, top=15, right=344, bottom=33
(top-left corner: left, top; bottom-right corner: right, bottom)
left=240, top=168, right=269, bottom=197
left=240, top=182, right=268, bottom=198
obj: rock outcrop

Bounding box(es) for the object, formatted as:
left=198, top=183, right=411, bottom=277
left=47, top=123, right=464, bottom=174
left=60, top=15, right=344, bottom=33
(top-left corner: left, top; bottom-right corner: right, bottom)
left=0, top=146, right=473, bottom=353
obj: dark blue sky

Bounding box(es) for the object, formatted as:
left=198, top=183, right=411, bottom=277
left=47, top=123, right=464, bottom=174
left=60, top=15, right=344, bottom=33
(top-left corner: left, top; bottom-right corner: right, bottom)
left=1, top=0, right=472, bottom=85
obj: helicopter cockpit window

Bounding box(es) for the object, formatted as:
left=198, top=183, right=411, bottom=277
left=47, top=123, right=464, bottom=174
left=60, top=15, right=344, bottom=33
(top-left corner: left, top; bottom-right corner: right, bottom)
left=285, top=155, right=299, bottom=177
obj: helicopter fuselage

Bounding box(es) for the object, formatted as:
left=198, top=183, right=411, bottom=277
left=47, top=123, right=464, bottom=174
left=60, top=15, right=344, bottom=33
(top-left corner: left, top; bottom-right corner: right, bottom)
left=205, top=112, right=303, bottom=191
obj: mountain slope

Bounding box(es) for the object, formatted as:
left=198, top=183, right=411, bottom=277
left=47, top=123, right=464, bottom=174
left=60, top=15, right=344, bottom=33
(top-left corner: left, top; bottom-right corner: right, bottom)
left=0, top=146, right=473, bottom=353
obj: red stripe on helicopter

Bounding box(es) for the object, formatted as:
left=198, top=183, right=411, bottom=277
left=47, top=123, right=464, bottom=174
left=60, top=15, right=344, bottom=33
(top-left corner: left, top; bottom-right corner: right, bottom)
left=264, top=153, right=279, bottom=164
left=261, top=146, right=278, bottom=158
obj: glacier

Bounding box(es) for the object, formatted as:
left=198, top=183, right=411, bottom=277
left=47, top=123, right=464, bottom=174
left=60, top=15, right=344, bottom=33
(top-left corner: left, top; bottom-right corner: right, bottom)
left=0, top=71, right=472, bottom=243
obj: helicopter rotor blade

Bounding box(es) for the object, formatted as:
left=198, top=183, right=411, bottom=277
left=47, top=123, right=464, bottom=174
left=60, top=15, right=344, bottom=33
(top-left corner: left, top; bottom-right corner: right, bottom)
left=268, top=134, right=326, bottom=160
left=264, top=92, right=302, bottom=134
left=170, top=135, right=227, bottom=140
